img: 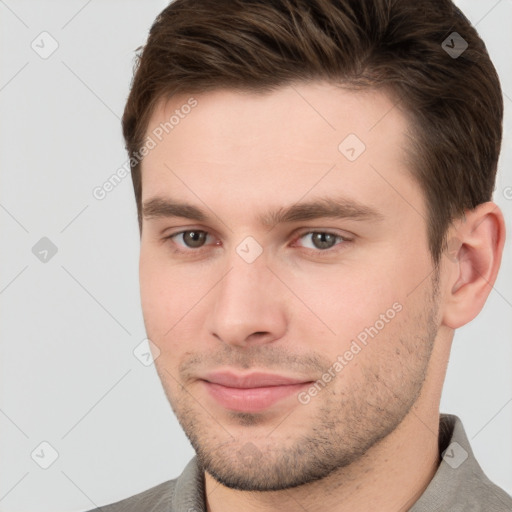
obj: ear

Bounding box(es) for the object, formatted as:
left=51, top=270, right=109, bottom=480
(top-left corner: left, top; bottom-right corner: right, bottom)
left=441, top=202, right=506, bottom=329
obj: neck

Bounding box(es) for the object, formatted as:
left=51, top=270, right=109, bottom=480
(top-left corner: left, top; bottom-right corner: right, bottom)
left=204, top=406, right=440, bottom=512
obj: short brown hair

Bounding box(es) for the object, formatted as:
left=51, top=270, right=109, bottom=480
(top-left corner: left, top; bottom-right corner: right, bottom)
left=122, top=0, right=503, bottom=265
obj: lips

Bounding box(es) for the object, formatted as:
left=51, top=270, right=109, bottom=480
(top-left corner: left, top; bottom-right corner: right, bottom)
left=200, top=371, right=312, bottom=413
left=203, top=371, right=308, bottom=388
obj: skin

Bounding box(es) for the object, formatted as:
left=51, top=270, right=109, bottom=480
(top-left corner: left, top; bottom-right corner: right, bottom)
left=138, top=82, right=505, bottom=512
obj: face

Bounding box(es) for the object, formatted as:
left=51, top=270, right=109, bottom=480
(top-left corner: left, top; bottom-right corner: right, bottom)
left=139, top=83, right=441, bottom=491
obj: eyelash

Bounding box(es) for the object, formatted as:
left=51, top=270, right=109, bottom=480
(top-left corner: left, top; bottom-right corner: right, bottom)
left=163, top=229, right=352, bottom=257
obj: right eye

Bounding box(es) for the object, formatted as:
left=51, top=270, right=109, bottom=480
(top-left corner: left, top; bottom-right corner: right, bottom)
left=164, top=230, right=218, bottom=253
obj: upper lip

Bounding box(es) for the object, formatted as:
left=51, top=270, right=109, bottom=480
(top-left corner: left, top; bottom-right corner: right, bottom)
left=201, top=371, right=311, bottom=388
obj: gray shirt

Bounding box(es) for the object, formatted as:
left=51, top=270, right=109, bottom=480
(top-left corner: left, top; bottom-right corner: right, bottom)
left=89, top=414, right=512, bottom=511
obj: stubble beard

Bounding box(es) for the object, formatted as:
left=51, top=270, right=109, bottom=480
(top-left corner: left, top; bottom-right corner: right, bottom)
left=155, top=278, right=440, bottom=492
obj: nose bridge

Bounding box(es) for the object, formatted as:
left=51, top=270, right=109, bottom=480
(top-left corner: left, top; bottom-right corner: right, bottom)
left=206, top=247, right=287, bottom=346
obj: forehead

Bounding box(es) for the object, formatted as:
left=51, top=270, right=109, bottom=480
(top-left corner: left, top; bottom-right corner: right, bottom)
left=145, top=82, right=409, bottom=155
left=140, top=82, right=423, bottom=226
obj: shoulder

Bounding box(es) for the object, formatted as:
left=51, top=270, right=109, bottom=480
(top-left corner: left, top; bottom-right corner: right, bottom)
left=84, top=457, right=204, bottom=512
left=444, top=468, right=512, bottom=511
left=412, top=414, right=512, bottom=511
left=443, top=414, right=512, bottom=510
left=85, top=478, right=177, bottom=512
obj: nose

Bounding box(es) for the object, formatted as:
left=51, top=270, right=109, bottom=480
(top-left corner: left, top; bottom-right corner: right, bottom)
left=205, top=254, right=288, bottom=348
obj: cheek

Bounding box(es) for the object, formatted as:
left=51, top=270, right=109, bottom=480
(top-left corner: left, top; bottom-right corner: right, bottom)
left=139, top=249, right=183, bottom=336
left=278, top=251, right=428, bottom=369
left=279, top=263, right=402, bottom=344
left=139, top=249, right=216, bottom=347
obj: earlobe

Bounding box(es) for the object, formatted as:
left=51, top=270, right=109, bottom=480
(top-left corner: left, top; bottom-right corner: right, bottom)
left=441, top=202, right=506, bottom=330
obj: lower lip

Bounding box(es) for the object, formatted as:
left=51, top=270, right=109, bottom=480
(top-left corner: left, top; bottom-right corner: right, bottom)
left=203, top=381, right=310, bottom=413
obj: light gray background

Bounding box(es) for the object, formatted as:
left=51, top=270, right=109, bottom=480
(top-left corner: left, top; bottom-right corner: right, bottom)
left=0, top=1, right=511, bottom=510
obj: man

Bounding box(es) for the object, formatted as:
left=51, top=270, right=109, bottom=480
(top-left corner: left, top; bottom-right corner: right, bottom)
left=90, top=0, right=512, bottom=510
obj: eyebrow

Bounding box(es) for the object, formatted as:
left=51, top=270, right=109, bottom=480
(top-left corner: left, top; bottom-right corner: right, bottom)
left=142, top=195, right=384, bottom=227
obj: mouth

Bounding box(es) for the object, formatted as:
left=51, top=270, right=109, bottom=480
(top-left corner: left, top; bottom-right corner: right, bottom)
left=200, top=371, right=313, bottom=413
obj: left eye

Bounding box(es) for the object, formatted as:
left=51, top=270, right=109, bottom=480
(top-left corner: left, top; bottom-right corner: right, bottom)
left=296, top=231, right=346, bottom=250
